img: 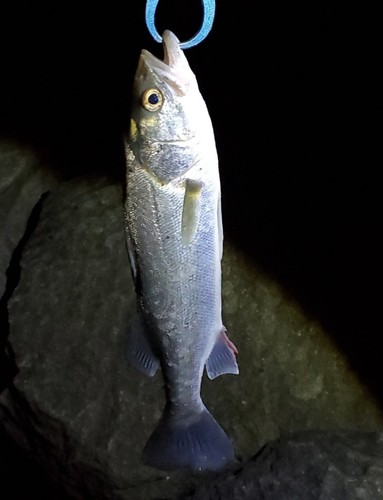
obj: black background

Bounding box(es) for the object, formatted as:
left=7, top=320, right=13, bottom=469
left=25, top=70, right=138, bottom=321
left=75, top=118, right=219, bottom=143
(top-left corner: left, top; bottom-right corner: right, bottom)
left=1, top=0, right=382, bottom=497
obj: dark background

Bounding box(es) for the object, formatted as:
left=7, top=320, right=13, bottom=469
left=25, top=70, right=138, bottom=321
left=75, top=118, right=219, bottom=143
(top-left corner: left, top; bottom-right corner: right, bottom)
left=1, top=1, right=382, bottom=497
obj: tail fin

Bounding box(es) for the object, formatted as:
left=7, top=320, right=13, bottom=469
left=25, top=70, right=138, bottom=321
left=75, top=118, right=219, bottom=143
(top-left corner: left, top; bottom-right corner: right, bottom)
left=143, top=405, right=235, bottom=471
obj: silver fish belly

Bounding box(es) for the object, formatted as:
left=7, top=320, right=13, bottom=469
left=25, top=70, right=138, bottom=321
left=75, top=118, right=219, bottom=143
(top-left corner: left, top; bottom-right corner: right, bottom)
left=124, top=30, right=238, bottom=471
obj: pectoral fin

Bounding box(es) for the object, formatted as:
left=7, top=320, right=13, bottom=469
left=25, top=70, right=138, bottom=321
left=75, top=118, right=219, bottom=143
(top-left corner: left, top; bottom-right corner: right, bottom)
left=125, top=226, right=137, bottom=283
left=181, top=179, right=203, bottom=245
left=217, top=194, right=223, bottom=260
left=206, top=328, right=239, bottom=380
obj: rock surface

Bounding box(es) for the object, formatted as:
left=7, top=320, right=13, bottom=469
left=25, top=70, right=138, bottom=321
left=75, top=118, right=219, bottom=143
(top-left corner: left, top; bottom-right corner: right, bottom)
left=185, top=430, right=383, bottom=500
left=1, top=175, right=383, bottom=499
left=0, top=140, right=57, bottom=297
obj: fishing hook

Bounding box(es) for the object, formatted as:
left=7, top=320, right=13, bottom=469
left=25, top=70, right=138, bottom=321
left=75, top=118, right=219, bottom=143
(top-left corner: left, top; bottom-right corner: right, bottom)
left=145, top=0, right=216, bottom=49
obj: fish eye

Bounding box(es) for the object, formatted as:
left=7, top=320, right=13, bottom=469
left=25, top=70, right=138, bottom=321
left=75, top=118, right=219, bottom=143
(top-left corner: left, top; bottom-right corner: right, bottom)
left=141, top=88, right=163, bottom=112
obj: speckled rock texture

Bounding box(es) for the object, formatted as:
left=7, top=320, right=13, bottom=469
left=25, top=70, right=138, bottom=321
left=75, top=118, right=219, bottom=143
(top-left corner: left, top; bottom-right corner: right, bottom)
left=1, top=175, right=383, bottom=499
left=0, top=140, right=57, bottom=297
left=185, top=430, right=383, bottom=500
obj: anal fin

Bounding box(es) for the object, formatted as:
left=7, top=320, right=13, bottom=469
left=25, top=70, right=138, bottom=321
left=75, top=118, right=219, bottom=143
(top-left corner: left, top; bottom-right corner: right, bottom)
left=206, top=328, right=239, bottom=380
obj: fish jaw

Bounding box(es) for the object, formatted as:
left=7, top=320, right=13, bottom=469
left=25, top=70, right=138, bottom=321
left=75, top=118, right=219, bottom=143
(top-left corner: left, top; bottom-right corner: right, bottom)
left=137, top=30, right=197, bottom=97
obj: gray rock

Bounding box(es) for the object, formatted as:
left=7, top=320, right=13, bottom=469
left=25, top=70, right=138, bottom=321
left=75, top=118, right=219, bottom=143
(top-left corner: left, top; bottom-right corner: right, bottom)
left=184, top=430, right=383, bottom=500
left=1, top=175, right=383, bottom=499
left=0, top=139, right=57, bottom=298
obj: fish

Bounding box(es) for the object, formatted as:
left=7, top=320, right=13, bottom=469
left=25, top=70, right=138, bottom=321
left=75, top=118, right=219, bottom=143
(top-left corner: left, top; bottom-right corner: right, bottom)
left=124, top=30, right=239, bottom=471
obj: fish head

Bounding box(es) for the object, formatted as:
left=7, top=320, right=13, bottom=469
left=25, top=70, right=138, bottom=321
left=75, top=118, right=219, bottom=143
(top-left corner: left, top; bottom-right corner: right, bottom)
left=128, top=30, right=213, bottom=183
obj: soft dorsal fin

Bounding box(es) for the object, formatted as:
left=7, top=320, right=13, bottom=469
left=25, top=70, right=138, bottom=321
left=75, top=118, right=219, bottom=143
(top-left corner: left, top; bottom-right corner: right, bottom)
left=125, top=308, right=160, bottom=377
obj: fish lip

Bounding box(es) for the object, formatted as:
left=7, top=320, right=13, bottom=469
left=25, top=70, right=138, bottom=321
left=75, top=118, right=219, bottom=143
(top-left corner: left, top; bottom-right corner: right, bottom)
left=138, top=30, right=192, bottom=95
left=141, top=30, right=181, bottom=70
left=162, top=30, right=182, bottom=67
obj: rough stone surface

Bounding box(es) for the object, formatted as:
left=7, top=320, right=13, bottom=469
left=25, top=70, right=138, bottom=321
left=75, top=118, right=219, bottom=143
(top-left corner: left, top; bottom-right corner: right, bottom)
left=1, top=175, right=383, bottom=499
left=0, top=139, right=57, bottom=297
left=184, top=430, right=383, bottom=500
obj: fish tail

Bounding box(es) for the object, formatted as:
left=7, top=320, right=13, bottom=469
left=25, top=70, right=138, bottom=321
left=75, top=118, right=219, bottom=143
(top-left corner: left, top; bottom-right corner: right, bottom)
left=143, top=403, right=235, bottom=471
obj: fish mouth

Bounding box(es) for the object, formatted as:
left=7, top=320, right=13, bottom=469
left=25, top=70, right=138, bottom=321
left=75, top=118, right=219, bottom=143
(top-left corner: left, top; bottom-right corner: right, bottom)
left=138, top=30, right=194, bottom=95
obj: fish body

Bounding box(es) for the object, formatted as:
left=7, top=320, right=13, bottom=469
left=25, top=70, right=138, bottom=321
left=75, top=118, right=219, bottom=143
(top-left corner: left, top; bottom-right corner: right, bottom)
left=124, top=30, right=238, bottom=471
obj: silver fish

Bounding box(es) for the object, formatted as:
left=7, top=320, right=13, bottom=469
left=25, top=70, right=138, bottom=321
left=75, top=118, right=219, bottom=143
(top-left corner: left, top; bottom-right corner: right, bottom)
left=124, top=30, right=239, bottom=471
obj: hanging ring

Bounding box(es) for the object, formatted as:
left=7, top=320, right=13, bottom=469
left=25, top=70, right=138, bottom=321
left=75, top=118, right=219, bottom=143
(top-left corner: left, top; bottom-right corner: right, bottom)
left=145, top=0, right=216, bottom=49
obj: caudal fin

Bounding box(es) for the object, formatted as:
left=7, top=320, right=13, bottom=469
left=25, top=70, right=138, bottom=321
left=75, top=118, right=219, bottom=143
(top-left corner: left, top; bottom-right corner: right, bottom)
left=143, top=405, right=235, bottom=471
